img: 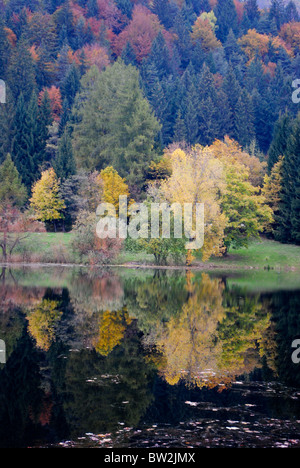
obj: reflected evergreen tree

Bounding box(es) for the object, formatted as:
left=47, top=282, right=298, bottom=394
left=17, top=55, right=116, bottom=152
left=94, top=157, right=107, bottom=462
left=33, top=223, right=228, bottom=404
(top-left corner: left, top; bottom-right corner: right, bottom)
left=59, top=322, right=155, bottom=435
left=0, top=328, right=43, bottom=448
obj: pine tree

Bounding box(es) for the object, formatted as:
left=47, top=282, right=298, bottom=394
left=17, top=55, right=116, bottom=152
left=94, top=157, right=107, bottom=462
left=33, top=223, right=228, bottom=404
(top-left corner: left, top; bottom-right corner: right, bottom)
left=151, top=0, right=178, bottom=29
left=11, top=93, right=35, bottom=190
left=288, top=116, right=300, bottom=244
left=121, top=42, right=138, bottom=67
left=223, top=64, right=242, bottom=138
left=215, top=0, right=238, bottom=43
left=72, top=60, right=161, bottom=191
left=275, top=115, right=300, bottom=243
left=0, top=18, right=10, bottom=80
left=234, top=90, right=255, bottom=148
left=11, top=92, right=50, bottom=190
left=252, top=87, right=276, bottom=153
left=0, top=153, right=27, bottom=207
left=268, top=113, right=292, bottom=172
left=173, top=109, right=187, bottom=142
left=180, top=65, right=199, bottom=145
left=7, top=36, right=37, bottom=103
left=146, top=32, right=173, bottom=80
left=0, top=85, right=15, bottom=164
left=244, top=0, right=260, bottom=27
left=54, top=130, right=76, bottom=180
left=269, top=0, right=285, bottom=30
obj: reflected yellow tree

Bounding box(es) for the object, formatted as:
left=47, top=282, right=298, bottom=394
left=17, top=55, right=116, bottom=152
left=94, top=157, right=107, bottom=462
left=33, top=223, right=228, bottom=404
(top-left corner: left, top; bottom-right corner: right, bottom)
left=26, top=299, right=63, bottom=351
left=156, top=273, right=226, bottom=387
left=155, top=273, right=273, bottom=390
left=94, top=308, right=133, bottom=356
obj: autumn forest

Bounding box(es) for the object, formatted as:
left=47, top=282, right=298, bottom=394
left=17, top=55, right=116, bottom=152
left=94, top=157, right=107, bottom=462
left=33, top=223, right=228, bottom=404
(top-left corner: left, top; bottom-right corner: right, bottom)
left=0, top=0, right=300, bottom=265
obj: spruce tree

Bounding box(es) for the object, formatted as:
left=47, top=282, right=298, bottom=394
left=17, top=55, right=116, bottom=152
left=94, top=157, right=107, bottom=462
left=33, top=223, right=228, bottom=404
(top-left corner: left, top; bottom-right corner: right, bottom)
left=0, top=153, right=27, bottom=207
left=215, top=0, right=238, bottom=43
left=244, top=0, right=260, bottom=27
left=11, top=93, right=35, bottom=190
left=7, top=36, right=37, bottom=103
left=11, top=92, right=50, bottom=190
left=72, top=60, right=161, bottom=191
left=0, top=18, right=10, bottom=80
left=275, top=115, right=300, bottom=244
left=121, top=42, right=138, bottom=67
left=287, top=116, right=300, bottom=244
left=0, top=85, right=15, bottom=164
left=268, top=113, right=292, bottom=172
left=54, top=130, right=76, bottom=180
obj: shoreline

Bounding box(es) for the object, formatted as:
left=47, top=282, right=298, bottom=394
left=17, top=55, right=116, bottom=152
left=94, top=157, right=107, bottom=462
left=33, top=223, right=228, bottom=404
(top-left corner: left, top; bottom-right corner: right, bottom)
left=0, top=260, right=299, bottom=272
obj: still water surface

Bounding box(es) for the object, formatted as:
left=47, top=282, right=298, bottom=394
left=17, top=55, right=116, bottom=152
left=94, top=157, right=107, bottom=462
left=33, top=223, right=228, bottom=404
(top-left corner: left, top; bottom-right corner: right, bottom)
left=0, top=266, right=300, bottom=448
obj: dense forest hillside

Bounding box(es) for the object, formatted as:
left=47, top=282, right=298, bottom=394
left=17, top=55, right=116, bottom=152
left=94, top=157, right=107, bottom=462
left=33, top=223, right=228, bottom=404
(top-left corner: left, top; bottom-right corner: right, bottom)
left=0, top=0, right=300, bottom=261
left=258, top=0, right=300, bottom=9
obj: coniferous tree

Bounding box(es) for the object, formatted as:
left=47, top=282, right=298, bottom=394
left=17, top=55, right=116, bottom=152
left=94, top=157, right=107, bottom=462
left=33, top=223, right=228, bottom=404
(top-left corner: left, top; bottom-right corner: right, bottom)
left=151, top=0, right=178, bottom=29
left=284, top=1, right=299, bottom=23
left=72, top=60, right=161, bottom=191
left=54, top=130, right=76, bottom=180
left=0, top=153, right=27, bottom=207
left=269, top=0, right=285, bottom=30
left=11, top=92, right=50, bottom=190
left=121, top=42, right=138, bottom=67
left=223, top=64, right=242, bottom=138
left=244, top=0, right=260, bottom=27
left=11, top=93, right=35, bottom=189
left=287, top=116, right=300, bottom=244
left=0, top=18, right=10, bottom=80
left=7, top=37, right=37, bottom=103
left=234, top=90, right=255, bottom=148
left=0, top=85, right=15, bottom=164
left=215, top=0, right=238, bottom=43
left=273, top=115, right=300, bottom=243
left=173, top=109, right=187, bottom=143
left=252, top=87, right=276, bottom=153
left=180, top=65, right=199, bottom=144
left=146, top=32, right=173, bottom=80
left=268, top=113, right=292, bottom=172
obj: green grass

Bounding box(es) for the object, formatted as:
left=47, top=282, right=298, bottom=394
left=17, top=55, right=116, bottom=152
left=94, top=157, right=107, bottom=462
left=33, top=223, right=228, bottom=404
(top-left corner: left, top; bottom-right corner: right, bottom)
left=209, top=237, right=300, bottom=270
left=2, top=233, right=300, bottom=272
left=6, top=232, right=77, bottom=264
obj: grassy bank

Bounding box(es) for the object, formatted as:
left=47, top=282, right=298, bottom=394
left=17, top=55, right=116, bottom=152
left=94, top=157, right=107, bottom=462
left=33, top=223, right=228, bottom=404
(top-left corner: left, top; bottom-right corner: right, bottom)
left=1, top=233, right=300, bottom=271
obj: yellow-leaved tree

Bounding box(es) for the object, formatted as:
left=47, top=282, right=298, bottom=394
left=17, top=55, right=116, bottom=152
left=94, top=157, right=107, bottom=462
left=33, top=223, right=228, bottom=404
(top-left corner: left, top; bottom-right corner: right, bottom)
left=30, top=168, right=66, bottom=229
left=160, top=146, right=227, bottom=263
left=98, top=166, right=133, bottom=214
left=209, top=137, right=273, bottom=251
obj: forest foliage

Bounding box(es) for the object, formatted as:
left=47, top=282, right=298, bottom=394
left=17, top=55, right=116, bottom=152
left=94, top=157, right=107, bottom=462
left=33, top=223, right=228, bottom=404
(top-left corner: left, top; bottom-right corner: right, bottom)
left=0, top=0, right=300, bottom=263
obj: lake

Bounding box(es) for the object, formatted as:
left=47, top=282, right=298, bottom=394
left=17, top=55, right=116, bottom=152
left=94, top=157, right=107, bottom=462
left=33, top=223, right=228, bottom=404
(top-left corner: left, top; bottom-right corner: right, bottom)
left=0, top=265, right=300, bottom=448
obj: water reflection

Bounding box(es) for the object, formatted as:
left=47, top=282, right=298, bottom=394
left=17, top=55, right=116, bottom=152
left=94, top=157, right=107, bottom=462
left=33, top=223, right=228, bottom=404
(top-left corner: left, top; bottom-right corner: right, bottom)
left=0, top=266, right=300, bottom=448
